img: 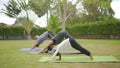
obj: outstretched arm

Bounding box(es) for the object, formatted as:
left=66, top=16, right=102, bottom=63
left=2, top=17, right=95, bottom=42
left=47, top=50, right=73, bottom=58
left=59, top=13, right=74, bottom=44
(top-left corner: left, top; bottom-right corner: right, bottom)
left=39, top=45, right=48, bottom=53
left=38, top=41, right=54, bottom=54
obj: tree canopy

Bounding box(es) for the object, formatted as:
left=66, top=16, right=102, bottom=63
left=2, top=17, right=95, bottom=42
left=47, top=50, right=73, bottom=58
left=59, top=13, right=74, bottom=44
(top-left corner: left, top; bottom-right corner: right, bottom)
left=2, top=0, right=116, bottom=32
left=29, top=0, right=51, bottom=17
left=81, top=0, right=114, bottom=22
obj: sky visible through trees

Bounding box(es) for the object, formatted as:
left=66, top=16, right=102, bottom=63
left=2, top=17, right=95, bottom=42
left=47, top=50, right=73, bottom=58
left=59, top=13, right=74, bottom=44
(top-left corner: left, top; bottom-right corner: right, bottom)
left=0, top=0, right=120, bottom=27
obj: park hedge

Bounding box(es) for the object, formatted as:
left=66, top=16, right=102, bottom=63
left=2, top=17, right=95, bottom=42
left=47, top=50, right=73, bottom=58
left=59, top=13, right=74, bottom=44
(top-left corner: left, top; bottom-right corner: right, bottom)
left=66, top=19, right=120, bottom=39
left=0, top=26, right=47, bottom=39
left=0, top=18, right=120, bottom=39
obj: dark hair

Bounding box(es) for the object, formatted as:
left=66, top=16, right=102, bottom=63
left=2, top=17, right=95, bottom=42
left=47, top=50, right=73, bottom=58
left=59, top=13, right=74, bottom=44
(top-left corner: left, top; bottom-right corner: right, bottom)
left=47, top=45, right=53, bottom=51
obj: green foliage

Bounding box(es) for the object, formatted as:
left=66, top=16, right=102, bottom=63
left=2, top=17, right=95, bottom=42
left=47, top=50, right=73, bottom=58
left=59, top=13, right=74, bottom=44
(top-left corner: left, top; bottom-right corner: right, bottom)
left=3, top=0, right=30, bottom=18
left=0, top=26, right=9, bottom=36
left=31, top=27, right=47, bottom=37
left=47, top=14, right=61, bottom=34
left=66, top=18, right=120, bottom=36
left=29, top=0, right=50, bottom=17
left=0, top=26, right=46, bottom=39
left=0, top=26, right=24, bottom=39
left=0, top=18, right=120, bottom=39
left=17, top=17, right=34, bottom=39
left=9, top=26, right=24, bottom=36
left=16, top=0, right=29, bottom=11
left=3, top=0, right=22, bottom=18
left=22, top=17, right=33, bottom=34
left=81, top=0, right=114, bottom=22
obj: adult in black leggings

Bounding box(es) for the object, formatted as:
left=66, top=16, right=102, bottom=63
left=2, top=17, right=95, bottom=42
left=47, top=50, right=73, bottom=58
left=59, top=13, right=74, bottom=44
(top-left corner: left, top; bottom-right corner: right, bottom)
left=38, top=30, right=93, bottom=61
left=69, top=38, right=90, bottom=56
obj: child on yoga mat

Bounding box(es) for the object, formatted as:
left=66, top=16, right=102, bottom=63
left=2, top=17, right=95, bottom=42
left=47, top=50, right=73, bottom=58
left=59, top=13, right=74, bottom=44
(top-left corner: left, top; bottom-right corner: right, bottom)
left=38, top=30, right=93, bottom=61
left=31, top=31, right=54, bottom=51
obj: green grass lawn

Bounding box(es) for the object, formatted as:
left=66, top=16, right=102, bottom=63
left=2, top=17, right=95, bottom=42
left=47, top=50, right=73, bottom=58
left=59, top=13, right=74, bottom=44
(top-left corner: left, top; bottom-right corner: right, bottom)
left=0, top=39, right=120, bottom=68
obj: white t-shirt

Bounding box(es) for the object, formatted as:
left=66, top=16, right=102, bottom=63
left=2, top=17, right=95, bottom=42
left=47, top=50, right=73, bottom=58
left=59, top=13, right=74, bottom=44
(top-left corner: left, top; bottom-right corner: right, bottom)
left=49, top=38, right=71, bottom=61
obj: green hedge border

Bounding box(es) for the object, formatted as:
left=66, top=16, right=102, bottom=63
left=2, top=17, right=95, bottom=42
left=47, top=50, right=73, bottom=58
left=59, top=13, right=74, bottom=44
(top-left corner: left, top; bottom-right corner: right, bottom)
left=0, top=18, right=120, bottom=39
left=66, top=19, right=120, bottom=39
left=0, top=26, right=47, bottom=39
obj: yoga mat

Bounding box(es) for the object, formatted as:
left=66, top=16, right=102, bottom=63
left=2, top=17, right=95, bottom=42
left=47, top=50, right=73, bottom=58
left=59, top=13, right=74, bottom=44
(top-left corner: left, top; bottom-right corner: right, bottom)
left=20, top=48, right=42, bottom=51
left=38, top=56, right=119, bottom=63
left=21, top=48, right=81, bottom=54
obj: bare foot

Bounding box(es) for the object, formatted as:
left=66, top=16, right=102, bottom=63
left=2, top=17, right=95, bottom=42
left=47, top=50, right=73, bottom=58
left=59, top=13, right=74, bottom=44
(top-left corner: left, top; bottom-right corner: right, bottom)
left=90, top=54, right=93, bottom=60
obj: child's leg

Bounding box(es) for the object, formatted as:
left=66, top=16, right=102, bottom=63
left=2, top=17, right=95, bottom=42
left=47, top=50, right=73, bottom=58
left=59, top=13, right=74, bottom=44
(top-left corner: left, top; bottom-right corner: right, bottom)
left=50, top=39, right=70, bottom=61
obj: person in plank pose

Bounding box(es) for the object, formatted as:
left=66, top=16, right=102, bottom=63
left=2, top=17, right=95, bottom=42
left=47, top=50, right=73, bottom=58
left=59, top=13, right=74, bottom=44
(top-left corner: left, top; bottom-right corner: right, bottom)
left=38, top=30, right=93, bottom=61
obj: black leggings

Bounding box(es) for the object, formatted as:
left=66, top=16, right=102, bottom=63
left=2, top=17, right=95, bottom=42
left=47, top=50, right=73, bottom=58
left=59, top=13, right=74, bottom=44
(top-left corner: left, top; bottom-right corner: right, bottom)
left=69, top=38, right=91, bottom=56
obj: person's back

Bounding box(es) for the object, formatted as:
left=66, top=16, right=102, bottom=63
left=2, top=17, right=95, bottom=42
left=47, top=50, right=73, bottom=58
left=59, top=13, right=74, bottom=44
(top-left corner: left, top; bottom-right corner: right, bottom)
left=37, top=31, right=49, bottom=42
left=31, top=31, right=54, bottom=50
left=52, top=30, right=73, bottom=45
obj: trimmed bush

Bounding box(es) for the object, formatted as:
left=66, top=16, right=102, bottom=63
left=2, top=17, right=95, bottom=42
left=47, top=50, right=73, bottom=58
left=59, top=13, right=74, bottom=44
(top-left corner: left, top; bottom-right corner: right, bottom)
left=0, top=26, right=47, bottom=39
left=66, top=19, right=120, bottom=38
left=0, top=18, right=120, bottom=39
left=31, top=27, right=47, bottom=37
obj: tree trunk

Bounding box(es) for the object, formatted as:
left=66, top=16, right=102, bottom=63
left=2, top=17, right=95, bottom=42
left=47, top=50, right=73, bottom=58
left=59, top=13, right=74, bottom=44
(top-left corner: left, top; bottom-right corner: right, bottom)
left=59, top=0, right=66, bottom=31
left=61, top=21, right=65, bottom=31
left=27, top=33, right=31, bottom=40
